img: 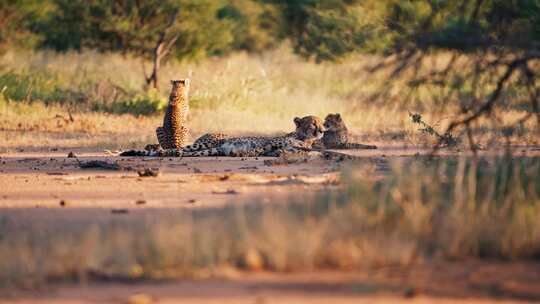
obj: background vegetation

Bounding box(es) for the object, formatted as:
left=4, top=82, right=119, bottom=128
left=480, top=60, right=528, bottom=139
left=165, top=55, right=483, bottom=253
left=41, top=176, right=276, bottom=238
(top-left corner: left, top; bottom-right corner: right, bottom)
left=0, top=0, right=537, bottom=149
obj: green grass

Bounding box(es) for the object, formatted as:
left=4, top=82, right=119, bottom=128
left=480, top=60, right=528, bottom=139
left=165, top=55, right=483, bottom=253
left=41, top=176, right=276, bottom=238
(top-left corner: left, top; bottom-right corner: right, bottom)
left=0, top=156, right=538, bottom=288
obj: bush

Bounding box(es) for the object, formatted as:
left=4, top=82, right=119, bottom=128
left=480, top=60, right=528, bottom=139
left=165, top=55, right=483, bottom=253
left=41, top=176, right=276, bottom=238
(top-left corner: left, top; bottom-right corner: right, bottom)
left=109, top=89, right=167, bottom=116
left=0, top=68, right=167, bottom=116
left=0, top=69, right=77, bottom=104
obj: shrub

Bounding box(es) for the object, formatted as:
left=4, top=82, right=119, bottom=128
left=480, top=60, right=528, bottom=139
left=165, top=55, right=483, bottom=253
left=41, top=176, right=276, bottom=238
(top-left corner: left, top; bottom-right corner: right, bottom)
left=0, top=69, right=75, bottom=104
left=109, top=89, right=167, bottom=116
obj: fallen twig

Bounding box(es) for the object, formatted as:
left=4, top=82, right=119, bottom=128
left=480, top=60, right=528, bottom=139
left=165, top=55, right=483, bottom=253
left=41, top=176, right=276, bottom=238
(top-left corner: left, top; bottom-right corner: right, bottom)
left=78, top=160, right=121, bottom=170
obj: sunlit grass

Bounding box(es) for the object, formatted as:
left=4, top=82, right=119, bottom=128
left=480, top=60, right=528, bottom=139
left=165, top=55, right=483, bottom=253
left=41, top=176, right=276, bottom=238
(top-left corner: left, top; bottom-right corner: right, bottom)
left=0, top=47, right=537, bottom=150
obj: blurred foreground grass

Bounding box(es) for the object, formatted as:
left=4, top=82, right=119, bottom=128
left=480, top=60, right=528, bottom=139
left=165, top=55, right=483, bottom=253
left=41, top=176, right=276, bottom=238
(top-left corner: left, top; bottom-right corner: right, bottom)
left=0, top=156, right=538, bottom=288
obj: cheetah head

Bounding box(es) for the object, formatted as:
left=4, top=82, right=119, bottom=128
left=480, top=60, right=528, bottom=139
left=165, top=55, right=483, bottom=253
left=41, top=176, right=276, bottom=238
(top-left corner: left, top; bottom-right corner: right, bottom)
left=293, top=115, right=325, bottom=141
left=171, top=79, right=190, bottom=89
left=169, top=79, right=190, bottom=104
left=323, top=113, right=347, bottom=132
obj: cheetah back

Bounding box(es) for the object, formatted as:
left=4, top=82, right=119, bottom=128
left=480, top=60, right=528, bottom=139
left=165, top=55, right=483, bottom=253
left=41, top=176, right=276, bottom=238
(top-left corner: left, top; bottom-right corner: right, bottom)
left=158, top=79, right=190, bottom=149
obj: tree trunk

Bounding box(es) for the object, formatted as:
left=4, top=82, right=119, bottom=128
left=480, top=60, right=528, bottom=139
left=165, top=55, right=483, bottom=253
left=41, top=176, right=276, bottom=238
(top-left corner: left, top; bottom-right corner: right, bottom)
left=149, top=50, right=160, bottom=90
left=145, top=40, right=163, bottom=91
left=143, top=11, right=179, bottom=91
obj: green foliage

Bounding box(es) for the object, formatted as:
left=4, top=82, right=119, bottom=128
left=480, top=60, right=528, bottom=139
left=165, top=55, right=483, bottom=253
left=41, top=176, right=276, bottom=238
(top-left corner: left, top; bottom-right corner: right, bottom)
left=0, top=68, right=165, bottom=115
left=36, top=0, right=234, bottom=60
left=0, top=69, right=78, bottom=104
left=0, top=0, right=48, bottom=53
left=109, top=89, right=166, bottom=116
left=297, top=6, right=367, bottom=61
left=264, top=0, right=374, bottom=61
left=268, top=0, right=540, bottom=56
left=218, top=0, right=280, bottom=52
left=4, top=0, right=539, bottom=60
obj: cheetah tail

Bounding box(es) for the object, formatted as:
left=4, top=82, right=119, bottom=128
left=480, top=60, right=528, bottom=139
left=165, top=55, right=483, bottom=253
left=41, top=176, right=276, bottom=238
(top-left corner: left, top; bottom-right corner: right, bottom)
left=339, top=143, right=378, bottom=149
left=119, top=150, right=153, bottom=157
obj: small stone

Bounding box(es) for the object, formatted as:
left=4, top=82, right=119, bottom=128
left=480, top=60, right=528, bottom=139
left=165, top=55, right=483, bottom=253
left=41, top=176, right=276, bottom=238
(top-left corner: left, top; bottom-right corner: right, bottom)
left=403, top=286, right=418, bottom=298
left=137, top=168, right=160, bottom=177
left=212, top=189, right=239, bottom=195
left=135, top=200, right=146, bottom=205
left=59, top=200, right=67, bottom=207
left=67, top=151, right=76, bottom=158
left=238, top=248, right=264, bottom=271
left=111, top=209, right=129, bottom=214
left=127, top=293, right=154, bottom=304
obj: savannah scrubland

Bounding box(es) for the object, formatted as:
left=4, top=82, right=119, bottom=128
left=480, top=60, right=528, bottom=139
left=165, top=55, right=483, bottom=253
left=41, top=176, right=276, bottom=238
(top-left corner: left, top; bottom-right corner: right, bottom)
left=1, top=48, right=537, bottom=151
left=1, top=0, right=540, bottom=303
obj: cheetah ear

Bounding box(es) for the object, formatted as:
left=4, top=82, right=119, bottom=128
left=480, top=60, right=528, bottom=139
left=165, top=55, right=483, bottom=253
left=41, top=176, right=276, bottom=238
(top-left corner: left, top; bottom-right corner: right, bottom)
left=294, top=117, right=301, bottom=127
left=335, top=113, right=341, bottom=120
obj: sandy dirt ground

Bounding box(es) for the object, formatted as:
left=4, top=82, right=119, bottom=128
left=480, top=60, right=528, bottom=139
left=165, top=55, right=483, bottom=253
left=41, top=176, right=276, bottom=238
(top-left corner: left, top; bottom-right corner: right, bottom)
left=4, top=262, right=540, bottom=303
left=2, top=146, right=538, bottom=210
left=1, top=146, right=540, bottom=303
left=0, top=150, right=344, bottom=211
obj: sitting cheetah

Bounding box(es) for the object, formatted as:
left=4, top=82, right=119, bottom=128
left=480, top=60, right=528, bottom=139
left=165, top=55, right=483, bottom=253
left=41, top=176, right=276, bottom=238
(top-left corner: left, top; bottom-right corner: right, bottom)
left=155, top=79, right=190, bottom=149
left=121, top=116, right=325, bottom=157
left=317, top=113, right=377, bottom=149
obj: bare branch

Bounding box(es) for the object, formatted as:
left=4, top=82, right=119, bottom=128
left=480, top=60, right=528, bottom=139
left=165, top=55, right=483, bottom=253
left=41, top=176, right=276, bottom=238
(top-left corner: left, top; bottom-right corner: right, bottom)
left=435, top=56, right=527, bottom=149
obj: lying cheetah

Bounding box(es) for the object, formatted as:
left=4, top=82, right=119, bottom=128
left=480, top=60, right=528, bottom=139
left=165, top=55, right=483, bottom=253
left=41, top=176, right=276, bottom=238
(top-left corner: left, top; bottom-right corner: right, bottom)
left=185, top=113, right=375, bottom=151
left=317, top=113, right=377, bottom=149
left=121, top=115, right=325, bottom=157
left=155, top=79, right=190, bottom=149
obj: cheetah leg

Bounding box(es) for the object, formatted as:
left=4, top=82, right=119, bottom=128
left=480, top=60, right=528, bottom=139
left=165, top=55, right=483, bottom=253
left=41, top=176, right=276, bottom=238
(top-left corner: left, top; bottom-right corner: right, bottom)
left=156, top=127, right=170, bottom=149
left=171, top=126, right=189, bottom=148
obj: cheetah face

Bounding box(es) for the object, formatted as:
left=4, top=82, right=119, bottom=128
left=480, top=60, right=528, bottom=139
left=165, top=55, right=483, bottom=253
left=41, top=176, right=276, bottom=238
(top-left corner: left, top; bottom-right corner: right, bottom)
left=323, top=113, right=346, bottom=132
left=294, top=115, right=325, bottom=141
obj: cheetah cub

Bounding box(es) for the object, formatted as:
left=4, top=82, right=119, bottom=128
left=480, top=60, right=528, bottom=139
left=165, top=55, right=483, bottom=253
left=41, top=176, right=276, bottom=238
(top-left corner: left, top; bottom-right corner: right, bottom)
left=318, top=113, right=377, bottom=149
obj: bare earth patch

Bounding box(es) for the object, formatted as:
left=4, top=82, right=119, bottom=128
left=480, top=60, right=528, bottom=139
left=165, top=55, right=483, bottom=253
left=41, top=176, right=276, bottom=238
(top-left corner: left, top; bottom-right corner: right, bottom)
left=4, top=262, right=540, bottom=303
